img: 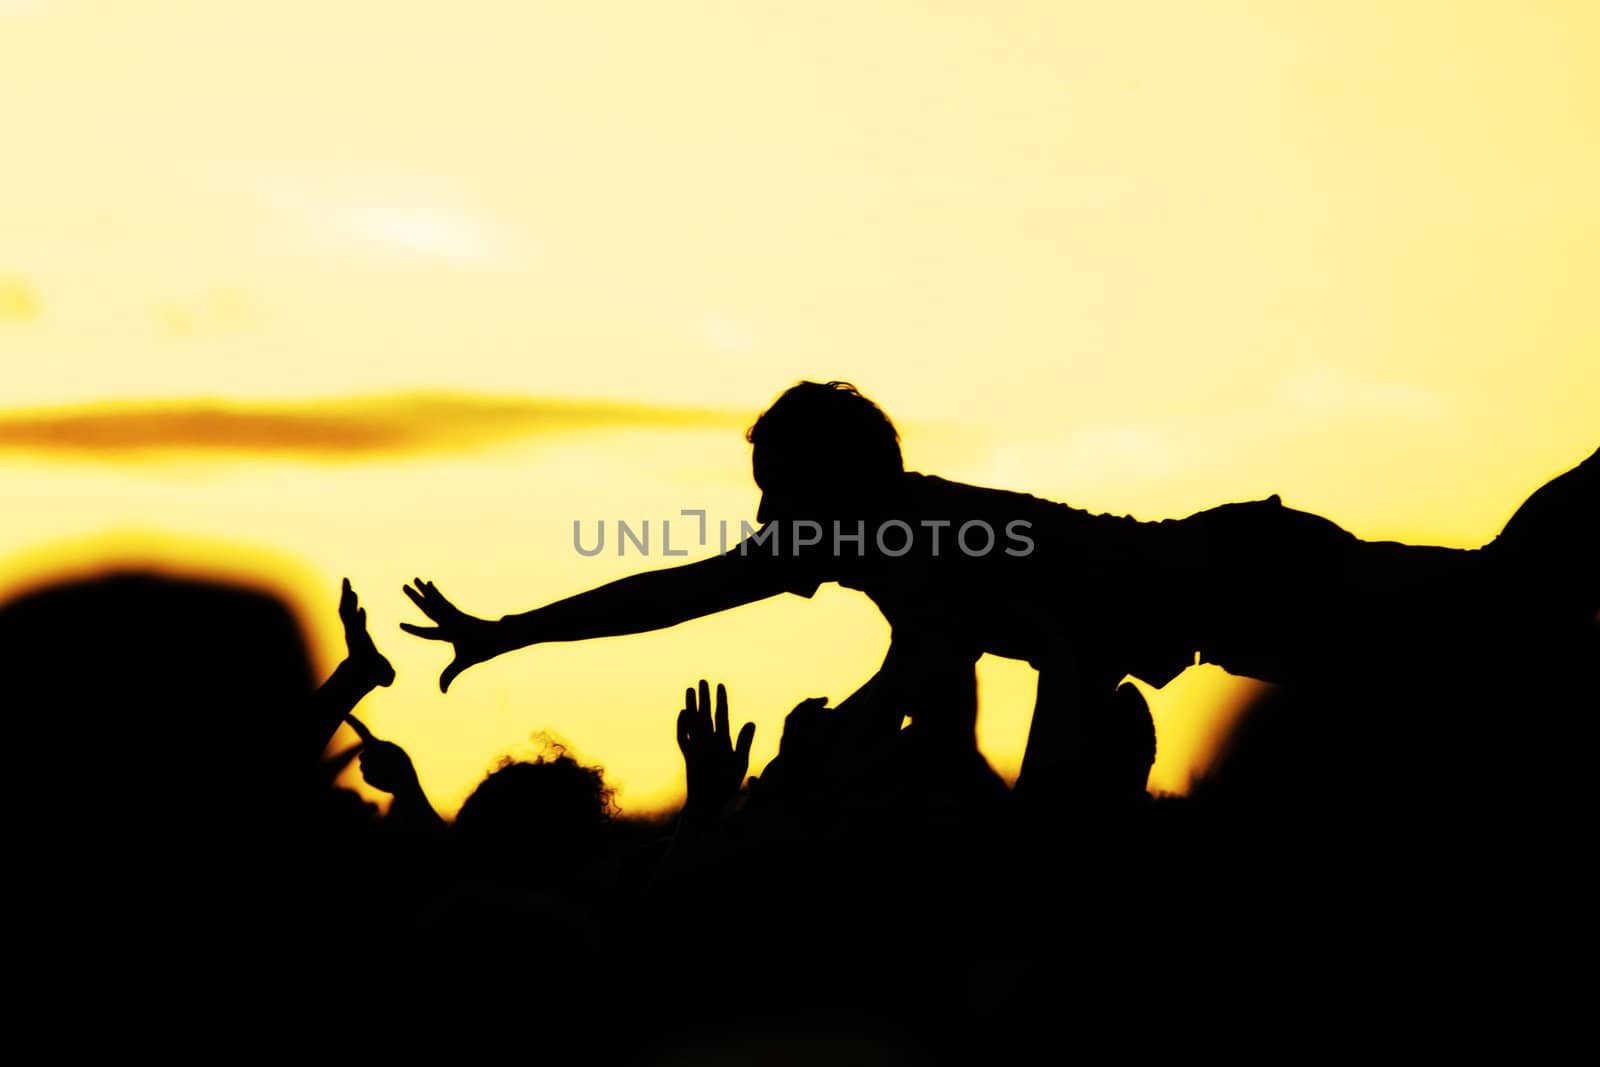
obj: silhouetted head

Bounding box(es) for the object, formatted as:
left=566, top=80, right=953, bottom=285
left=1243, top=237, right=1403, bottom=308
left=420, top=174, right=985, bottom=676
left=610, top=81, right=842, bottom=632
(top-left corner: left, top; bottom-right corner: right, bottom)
left=453, top=752, right=614, bottom=890
left=747, top=381, right=903, bottom=523
left=0, top=571, right=316, bottom=811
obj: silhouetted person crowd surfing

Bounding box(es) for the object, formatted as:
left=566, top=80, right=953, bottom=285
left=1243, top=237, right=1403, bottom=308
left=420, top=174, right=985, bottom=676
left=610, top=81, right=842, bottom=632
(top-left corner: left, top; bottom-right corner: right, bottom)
left=401, top=381, right=1597, bottom=795
left=3, top=380, right=1591, bottom=1056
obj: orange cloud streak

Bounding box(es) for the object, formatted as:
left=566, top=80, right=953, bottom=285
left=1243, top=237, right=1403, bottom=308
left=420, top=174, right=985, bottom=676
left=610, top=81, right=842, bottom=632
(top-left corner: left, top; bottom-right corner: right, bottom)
left=0, top=393, right=739, bottom=460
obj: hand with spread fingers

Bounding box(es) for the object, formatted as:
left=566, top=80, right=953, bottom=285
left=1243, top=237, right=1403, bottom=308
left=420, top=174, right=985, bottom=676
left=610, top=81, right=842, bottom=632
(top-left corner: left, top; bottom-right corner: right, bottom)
left=399, top=578, right=507, bottom=693
left=676, top=679, right=756, bottom=820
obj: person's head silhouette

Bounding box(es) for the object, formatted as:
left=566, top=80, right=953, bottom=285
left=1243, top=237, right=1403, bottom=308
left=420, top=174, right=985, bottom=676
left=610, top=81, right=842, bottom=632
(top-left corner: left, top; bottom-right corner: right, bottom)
left=453, top=752, right=613, bottom=891
left=747, top=381, right=903, bottom=522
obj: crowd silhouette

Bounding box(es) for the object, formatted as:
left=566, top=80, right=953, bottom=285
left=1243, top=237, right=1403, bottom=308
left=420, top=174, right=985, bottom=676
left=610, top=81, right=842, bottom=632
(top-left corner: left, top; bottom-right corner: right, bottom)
left=3, top=381, right=1593, bottom=1060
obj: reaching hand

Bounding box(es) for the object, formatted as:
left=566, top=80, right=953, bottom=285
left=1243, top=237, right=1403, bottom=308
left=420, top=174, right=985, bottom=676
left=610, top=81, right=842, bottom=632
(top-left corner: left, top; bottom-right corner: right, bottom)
left=399, top=578, right=503, bottom=693
left=676, top=679, right=756, bottom=817
left=339, top=578, right=395, bottom=688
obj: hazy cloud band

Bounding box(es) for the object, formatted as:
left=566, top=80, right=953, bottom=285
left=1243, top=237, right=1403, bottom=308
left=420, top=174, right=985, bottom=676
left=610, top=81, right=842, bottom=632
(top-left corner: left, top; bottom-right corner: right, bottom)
left=0, top=393, right=738, bottom=460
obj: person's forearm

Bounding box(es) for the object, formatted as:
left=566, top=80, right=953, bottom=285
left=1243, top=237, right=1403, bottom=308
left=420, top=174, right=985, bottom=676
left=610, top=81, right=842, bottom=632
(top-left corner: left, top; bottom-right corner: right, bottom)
left=657, top=809, right=730, bottom=883
left=497, top=559, right=765, bottom=648
left=308, top=658, right=383, bottom=758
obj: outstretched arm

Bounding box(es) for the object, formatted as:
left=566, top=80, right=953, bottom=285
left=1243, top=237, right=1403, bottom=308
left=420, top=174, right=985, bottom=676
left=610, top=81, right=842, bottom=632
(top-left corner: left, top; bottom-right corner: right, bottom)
left=402, top=551, right=795, bottom=692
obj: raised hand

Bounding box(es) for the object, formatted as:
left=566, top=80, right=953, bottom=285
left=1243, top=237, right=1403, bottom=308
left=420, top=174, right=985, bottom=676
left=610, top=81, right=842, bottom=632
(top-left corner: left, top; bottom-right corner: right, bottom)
left=307, top=581, right=395, bottom=758
left=339, top=578, right=395, bottom=688
left=346, top=713, right=443, bottom=830
left=399, top=578, right=505, bottom=693
left=676, top=679, right=756, bottom=818
left=358, top=738, right=423, bottom=797
left=347, top=713, right=418, bottom=798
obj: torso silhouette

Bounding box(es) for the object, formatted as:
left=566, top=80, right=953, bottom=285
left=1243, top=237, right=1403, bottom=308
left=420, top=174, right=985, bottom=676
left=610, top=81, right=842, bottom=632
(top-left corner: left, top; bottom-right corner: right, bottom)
left=731, top=471, right=1497, bottom=688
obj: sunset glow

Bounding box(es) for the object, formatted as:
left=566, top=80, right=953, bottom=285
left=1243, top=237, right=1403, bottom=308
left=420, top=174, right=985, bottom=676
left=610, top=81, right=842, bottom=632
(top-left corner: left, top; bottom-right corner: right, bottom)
left=3, top=2, right=1595, bottom=814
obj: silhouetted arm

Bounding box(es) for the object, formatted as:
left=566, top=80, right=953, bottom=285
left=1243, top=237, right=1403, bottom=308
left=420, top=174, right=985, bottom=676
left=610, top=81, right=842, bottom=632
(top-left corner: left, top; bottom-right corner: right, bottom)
left=402, top=551, right=804, bottom=692
left=307, top=580, right=396, bottom=756
left=675, top=679, right=757, bottom=823
left=657, top=680, right=759, bottom=881
left=507, top=553, right=793, bottom=643
left=347, top=714, right=446, bottom=833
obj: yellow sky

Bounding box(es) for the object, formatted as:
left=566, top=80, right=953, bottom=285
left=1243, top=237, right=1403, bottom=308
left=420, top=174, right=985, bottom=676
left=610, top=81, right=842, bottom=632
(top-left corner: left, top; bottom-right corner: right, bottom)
left=2, top=1, right=1596, bottom=812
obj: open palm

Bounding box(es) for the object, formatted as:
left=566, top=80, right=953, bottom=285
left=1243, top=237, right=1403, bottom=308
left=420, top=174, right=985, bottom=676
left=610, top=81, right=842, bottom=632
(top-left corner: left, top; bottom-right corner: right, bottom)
left=676, top=679, right=756, bottom=816
left=400, top=578, right=504, bottom=693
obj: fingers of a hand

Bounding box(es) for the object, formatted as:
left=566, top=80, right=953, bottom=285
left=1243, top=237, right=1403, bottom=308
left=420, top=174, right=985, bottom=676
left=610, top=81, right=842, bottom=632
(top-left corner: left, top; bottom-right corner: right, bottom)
left=344, top=713, right=376, bottom=743
left=416, top=579, right=451, bottom=610
left=399, top=623, right=442, bottom=640
left=369, top=740, right=406, bottom=763
left=735, top=721, right=756, bottom=762
left=698, top=679, right=712, bottom=733
left=677, top=706, right=694, bottom=755
left=441, top=659, right=465, bottom=694
left=715, top=684, right=731, bottom=742
left=340, top=577, right=355, bottom=612
left=684, top=686, right=698, bottom=716
left=402, top=583, right=430, bottom=612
